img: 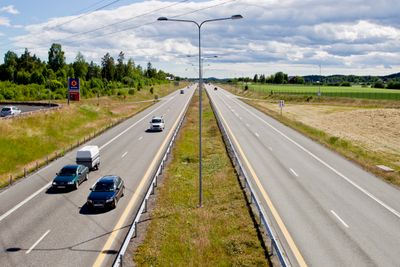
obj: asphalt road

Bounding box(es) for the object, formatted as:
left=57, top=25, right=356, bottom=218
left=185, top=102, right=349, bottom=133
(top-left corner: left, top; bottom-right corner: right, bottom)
left=206, top=84, right=400, bottom=267
left=0, top=85, right=195, bottom=267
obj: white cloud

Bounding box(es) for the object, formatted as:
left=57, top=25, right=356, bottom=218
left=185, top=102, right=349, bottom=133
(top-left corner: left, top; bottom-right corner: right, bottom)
left=0, top=16, right=10, bottom=26
left=9, top=0, right=400, bottom=77
left=1, top=5, right=19, bottom=15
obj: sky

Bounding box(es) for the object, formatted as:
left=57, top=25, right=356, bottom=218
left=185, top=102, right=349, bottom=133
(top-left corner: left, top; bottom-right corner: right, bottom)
left=0, top=0, right=399, bottom=78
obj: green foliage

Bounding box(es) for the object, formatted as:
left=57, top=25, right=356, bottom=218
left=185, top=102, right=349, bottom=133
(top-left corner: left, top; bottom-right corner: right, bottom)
left=0, top=45, right=169, bottom=101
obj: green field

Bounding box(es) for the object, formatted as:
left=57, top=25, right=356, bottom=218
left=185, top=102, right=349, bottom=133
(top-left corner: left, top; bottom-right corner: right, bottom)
left=245, top=83, right=400, bottom=100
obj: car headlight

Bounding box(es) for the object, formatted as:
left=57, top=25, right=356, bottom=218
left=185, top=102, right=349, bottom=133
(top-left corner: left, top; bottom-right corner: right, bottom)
left=52, top=181, right=57, bottom=185
left=105, top=198, right=114, bottom=203
left=87, top=199, right=93, bottom=204
left=67, top=181, right=74, bottom=185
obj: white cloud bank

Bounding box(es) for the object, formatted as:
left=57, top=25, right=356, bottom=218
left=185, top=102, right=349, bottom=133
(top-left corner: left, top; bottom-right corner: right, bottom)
left=1, top=5, right=20, bottom=15
left=9, top=0, right=400, bottom=77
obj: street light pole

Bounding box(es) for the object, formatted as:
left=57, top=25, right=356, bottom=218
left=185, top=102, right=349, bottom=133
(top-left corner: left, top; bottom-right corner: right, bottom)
left=158, top=15, right=243, bottom=208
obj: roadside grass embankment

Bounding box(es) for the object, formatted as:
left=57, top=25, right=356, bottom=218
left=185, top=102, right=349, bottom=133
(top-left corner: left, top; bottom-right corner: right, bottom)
left=220, top=84, right=400, bottom=186
left=0, top=82, right=185, bottom=188
left=133, top=92, right=269, bottom=266
left=243, top=83, right=400, bottom=100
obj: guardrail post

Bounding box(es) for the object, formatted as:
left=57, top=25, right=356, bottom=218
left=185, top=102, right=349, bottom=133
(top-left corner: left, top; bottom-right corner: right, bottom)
left=133, top=221, right=138, bottom=238
left=120, top=254, right=123, bottom=267
left=249, top=192, right=253, bottom=204
left=151, top=184, right=155, bottom=195
left=36, top=161, right=39, bottom=170
left=271, top=240, right=274, bottom=256
left=24, top=168, right=27, bottom=177
left=144, top=199, right=147, bottom=213
left=259, top=210, right=263, bottom=226
left=9, top=175, right=12, bottom=185
left=154, top=176, right=158, bottom=187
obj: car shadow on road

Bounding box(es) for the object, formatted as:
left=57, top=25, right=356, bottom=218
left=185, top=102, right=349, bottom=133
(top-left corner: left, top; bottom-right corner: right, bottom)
left=145, top=129, right=162, bottom=133
left=45, top=187, right=75, bottom=194
left=79, top=203, right=110, bottom=215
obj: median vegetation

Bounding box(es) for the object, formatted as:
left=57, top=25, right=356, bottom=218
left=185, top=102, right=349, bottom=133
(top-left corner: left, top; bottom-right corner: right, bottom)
left=0, top=82, right=183, bottom=188
left=134, top=92, right=268, bottom=266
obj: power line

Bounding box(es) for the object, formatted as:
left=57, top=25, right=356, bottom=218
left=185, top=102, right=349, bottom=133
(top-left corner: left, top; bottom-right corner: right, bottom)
left=0, top=0, right=125, bottom=48
left=10, top=0, right=238, bottom=55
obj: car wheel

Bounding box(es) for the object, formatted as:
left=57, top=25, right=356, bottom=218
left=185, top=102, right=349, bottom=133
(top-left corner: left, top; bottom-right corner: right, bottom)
left=85, top=173, right=88, bottom=181
left=74, top=181, right=79, bottom=190
left=121, top=186, right=125, bottom=197
left=112, top=199, right=117, bottom=209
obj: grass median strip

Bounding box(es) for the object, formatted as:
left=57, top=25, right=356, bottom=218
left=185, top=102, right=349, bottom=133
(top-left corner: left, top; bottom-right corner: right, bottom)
left=133, top=92, right=268, bottom=266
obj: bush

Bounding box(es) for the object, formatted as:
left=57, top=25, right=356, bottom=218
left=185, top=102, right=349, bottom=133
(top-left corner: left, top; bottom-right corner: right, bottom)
left=373, top=81, right=385, bottom=88
left=386, top=81, right=400, bottom=89
left=128, top=89, right=135, bottom=95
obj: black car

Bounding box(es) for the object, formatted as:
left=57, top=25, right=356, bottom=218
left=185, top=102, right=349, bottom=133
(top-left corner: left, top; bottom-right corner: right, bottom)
left=87, top=175, right=125, bottom=209
left=52, top=165, right=89, bottom=190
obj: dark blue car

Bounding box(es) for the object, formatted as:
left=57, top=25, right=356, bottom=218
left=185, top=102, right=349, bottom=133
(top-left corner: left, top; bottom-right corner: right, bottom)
left=52, top=165, right=89, bottom=190
left=87, top=175, right=125, bottom=209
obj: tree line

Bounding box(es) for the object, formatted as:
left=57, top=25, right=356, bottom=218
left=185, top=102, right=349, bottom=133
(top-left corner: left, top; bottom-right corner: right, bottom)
left=0, top=43, right=172, bottom=101
left=232, top=71, right=400, bottom=89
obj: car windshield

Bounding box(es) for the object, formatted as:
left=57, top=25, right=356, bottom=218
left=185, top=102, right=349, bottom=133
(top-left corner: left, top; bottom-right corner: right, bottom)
left=152, top=119, right=162, bottom=123
left=59, top=167, right=77, bottom=176
left=2, top=107, right=11, bottom=112
left=93, top=182, right=114, bottom=192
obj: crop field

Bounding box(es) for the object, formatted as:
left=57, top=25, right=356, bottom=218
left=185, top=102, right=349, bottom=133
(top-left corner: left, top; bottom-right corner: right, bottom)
left=245, top=83, right=400, bottom=100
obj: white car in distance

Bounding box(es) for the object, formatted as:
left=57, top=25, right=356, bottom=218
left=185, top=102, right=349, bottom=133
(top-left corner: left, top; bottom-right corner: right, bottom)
left=1, top=106, right=22, bottom=117
left=149, top=116, right=165, bottom=131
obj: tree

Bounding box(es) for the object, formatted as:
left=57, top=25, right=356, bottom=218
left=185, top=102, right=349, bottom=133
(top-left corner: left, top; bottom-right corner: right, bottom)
left=116, top=51, right=125, bottom=81
left=87, top=61, right=101, bottom=80
left=48, top=43, right=65, bottom=72
left=101, top=53, right=115, bottom=81
left=273, top=72, right=288, bottom=84
left=73, top=52, right=88, bottom=79
left=253, top=74, right=259, bottom=83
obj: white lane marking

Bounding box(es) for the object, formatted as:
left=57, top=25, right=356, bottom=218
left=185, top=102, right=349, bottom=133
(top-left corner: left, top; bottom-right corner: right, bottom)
left=269, top=147, right=273, bottom=151
left=239, top=116, right=243, bottom=120
left=331, top=210, right=349, bottom=228
left=121, top=152, right=128, bottom=158
left=255, top=132, right=260, bottom=138
left=229, top=94, right=400, bottom=219
left=138, top=136, right=143, bottom=141
left=26, top=230, right=51, bottom=254
left=246, top=123, right=250, bottom=127
left=0, top=182, right=52, bottom=223
left=99, top=96, right=175, bottom=150
left=0, top=92, right=187, bottom=224
left=290, top=168, right=299, bottom=177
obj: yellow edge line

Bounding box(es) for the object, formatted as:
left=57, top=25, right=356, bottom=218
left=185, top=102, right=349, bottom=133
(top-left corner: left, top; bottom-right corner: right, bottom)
left=212, top=93, right=308, bottom=267
left=93, top=92, right=192, bottom=267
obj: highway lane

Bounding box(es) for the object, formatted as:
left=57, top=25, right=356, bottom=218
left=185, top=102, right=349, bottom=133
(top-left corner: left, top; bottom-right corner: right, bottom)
left=0, top=84, right=195, bottom=267
left=206, top=84, right=400, bottom=267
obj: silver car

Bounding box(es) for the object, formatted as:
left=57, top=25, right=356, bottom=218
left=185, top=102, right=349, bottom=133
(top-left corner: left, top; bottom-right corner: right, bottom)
left=1, top=106, right=21, bottom=117
left=149, top=116, right=165, bottom=131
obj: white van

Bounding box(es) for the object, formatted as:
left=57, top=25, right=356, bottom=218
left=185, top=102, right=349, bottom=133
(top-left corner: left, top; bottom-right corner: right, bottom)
left=76, top=145, right=100, bottom=171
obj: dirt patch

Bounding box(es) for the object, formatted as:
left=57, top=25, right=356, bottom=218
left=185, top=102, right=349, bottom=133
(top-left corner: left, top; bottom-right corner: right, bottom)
left=254, top=101, right=400, bottom=163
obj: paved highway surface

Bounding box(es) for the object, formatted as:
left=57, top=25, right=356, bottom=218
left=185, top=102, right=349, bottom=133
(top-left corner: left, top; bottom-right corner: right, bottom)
left=206, top=84, right=400, bottom=267
left=0, top=85, right=195, bottom=267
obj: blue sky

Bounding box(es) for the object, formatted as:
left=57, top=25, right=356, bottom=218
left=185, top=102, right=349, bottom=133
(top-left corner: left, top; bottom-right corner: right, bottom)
left=0, top=0, right=399, bottom=78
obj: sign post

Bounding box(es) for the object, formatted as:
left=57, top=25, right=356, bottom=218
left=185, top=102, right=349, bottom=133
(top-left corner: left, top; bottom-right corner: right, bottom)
left=279, top=100, right=285, bottom=115
left=68, top=78, right=80, bottom=104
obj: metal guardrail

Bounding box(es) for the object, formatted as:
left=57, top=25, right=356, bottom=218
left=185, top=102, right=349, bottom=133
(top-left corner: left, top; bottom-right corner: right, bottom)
left=206, top=88, right=290, bottom=267
left=112, top=90, right=193, bottom=267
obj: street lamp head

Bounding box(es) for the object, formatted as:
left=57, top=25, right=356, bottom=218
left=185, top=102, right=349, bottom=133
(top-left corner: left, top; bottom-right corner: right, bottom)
left=231, top=14, right=243, bottom=20
left=157, top=17, right=168, bottom=21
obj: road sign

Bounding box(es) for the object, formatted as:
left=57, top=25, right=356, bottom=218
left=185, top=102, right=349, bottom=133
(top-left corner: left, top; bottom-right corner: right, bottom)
left=68, top=78, right=80, bottom=102
left=68, top=78, right=80, bottom=91
left=279, top=100, right=284, bottom=115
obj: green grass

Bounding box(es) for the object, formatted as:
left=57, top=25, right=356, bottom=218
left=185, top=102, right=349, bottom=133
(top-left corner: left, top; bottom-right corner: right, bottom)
left=134, top=92, right=268, bottom=266
left=244, top=83, right=400, bottom=100
left=0, top=82, right=186, bottom=187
